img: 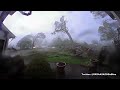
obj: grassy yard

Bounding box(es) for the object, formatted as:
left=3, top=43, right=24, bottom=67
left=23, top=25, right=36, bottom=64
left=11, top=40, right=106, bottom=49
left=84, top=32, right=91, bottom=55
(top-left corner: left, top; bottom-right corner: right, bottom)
left=22, top=50, right=91, bottom=66
left=46, top=51, right=91, bottom=65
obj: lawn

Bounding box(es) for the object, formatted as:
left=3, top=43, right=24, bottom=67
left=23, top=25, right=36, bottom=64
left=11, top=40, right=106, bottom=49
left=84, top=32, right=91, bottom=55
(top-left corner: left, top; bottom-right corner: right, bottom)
left=22, top=50, right=91, bottom=66
left=46, top=51, right=91, bottom=65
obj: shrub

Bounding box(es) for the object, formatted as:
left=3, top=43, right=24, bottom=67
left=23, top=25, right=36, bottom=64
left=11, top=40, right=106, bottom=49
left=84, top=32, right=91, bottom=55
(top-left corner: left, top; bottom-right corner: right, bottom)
left=0, top=55, right=25, bottom=79
left=70, top=43, right=86, bottom=58
left=0, top=55, right=12, bottom=79
left=24, top=53, right=55, bottom=79
left=9, top=55, right=25, bottom=79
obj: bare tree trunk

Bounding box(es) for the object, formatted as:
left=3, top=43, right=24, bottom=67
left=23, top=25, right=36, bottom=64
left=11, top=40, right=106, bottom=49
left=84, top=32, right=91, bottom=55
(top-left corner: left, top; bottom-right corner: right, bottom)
left=32, top=37, right=36, bottom=49
left=65, top=31, right=74, bottom=50
left=32, top=41, right=35, bottom=49
left=32, top=36, right=38, bottom=49
left=65, top=31, right=73, bottom=43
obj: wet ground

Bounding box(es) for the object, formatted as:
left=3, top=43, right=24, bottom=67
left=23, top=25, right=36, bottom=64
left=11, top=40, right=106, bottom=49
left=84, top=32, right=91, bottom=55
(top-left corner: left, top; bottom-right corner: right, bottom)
left=49, top=62, right=113, bottom=79
left=4, top=49, right=120, bottom=79
left=50, top=63, right=120, bottom=79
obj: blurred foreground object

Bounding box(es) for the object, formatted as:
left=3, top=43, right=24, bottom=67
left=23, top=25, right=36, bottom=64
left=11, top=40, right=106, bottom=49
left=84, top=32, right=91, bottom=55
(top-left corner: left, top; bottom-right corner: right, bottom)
left=0, top=11, right=32, bottom=54
left=105, top=11, right=120, bottom=24
left=0, top=11, right=32, bottom=28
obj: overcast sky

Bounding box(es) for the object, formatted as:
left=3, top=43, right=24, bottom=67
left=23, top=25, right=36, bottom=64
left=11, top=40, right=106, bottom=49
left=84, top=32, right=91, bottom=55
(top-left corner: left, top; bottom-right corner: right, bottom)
left=3, top=11, right=102, bottom=46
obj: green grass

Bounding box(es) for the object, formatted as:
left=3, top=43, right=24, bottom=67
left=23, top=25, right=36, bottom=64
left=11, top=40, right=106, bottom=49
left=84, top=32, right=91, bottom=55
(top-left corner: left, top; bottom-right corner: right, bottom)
left=23, top=51, right=91, bottom=66
left=46, top=51, right=91, bottom=65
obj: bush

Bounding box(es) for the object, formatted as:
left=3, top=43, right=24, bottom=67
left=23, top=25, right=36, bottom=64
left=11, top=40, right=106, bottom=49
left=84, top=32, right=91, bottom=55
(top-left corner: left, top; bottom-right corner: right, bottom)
left=24, top=53, right=55, bottom=79
left=0, top=55, right=12, bottom=79
left=70, top=43, right=87, bottom=58
left=0, top=55, right=25, bottom=79
left=9, top=55, right=25, bottom=78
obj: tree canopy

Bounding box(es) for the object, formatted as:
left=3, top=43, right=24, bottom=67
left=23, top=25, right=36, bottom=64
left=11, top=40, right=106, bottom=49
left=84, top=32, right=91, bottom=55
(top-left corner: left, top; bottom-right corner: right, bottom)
left=52, top=16, right=73, bottom=43
left=17, top=35, right=33, bottom=49
left=17, top=33, right=46, bottom=49
left=91, top=11, right=120, bottom=41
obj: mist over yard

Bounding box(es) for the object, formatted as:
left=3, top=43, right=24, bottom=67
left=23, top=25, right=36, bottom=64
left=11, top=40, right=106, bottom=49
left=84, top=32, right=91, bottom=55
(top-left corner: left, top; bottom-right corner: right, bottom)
left=1, top=11, right=120, bottom=79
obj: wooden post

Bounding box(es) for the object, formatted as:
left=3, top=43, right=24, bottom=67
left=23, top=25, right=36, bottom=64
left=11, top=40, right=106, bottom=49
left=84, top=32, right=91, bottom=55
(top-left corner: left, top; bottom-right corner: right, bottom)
left=2, top=32, right=9, bottom=55
left=110, top=11, right=120, bottom=24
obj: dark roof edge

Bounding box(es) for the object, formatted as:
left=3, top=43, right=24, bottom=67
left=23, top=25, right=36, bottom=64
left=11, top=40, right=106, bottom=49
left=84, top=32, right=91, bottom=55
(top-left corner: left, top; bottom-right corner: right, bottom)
left=1, top=24, right=15, bottom=38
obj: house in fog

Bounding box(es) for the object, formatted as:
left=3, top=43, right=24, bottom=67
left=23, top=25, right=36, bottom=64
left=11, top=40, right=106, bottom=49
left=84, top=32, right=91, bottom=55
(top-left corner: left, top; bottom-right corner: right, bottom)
left=0, top=23, right=15, bottom=54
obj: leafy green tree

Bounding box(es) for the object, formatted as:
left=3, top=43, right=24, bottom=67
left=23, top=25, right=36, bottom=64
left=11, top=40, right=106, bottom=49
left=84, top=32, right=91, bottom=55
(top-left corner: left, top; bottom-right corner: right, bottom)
left=50, top=37, right=63, bottom=49
left=17, top=37, right=33, bottom=50
left=91, top=11, right=108, bottom=19
left=32, top=33, right=46, bottom=48
left=91, top=11, right=120, bottom=41
left=52, top=16, right=73, bottom=43
left=17, top=33, right=46, bottom=49
left=98, top=21, right=119, bottom=41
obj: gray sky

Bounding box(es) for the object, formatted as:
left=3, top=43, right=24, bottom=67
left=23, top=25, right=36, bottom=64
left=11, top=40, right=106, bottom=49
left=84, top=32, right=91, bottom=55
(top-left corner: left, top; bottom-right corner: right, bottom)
left=3, top=11, right=102, bottom=46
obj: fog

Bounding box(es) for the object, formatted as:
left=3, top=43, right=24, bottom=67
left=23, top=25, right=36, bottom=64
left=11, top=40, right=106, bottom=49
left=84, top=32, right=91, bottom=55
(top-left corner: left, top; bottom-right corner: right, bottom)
left=3, top=11, right=102, bottom=47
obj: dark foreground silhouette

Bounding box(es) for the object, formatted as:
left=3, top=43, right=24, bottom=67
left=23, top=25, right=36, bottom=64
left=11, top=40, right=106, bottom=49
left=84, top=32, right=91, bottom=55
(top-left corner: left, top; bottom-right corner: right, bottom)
left=0, top=45, right=120, bottom=79
left=0, top=54, right=24, bottom=79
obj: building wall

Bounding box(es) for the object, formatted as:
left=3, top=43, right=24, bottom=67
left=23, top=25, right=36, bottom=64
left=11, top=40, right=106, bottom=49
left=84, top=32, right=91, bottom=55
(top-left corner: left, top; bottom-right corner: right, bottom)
left=0, top=12, right=15, bottom=54
left=0, top=29, right=8, bottom=54
left=0, top=39, right=5, bottom=54
left=0, top=30, right=6, bottom=40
